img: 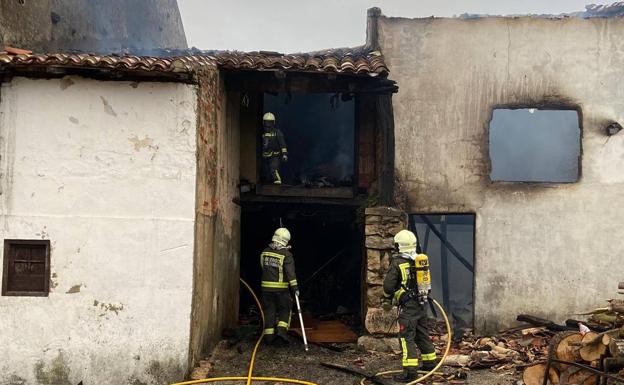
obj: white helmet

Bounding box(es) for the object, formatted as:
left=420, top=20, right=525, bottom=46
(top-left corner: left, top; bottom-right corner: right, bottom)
left=394, top=229, right=417, bottom=253
left=272, top=227, right=291, bottom=247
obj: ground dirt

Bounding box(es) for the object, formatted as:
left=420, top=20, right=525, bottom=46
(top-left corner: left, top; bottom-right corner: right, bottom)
left=205, top=336, right=522, bottom=385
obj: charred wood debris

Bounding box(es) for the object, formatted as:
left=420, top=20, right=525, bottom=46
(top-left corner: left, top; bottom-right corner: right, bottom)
left=432, top=281, right=624, bottom=384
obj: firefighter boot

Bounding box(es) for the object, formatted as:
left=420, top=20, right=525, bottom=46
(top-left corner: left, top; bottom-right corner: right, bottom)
left=421, top=359, right=438, bottom=371
left=393, top=368, right=418, bottom=383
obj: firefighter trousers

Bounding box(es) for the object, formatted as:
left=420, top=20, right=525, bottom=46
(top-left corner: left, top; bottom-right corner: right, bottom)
left=261, top=290, right=292, bottom=341
left=398, top=304, right=436, bottom=369
left=262, top=156, right=282, bottom=184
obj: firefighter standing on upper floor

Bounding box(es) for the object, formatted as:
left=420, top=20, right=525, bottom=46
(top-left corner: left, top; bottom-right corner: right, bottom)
left=381, top=229, right=437, bottom=383
left=261, top=112, right=288, bottom=185
left=260, top=227, right=298, bottom=345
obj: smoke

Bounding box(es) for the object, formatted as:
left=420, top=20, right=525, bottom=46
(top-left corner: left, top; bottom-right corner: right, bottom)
left=489, top=108, right=580, bottom=183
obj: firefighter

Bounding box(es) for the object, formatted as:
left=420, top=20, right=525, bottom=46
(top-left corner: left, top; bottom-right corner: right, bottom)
left=381, top=229, right=437, bottom=383
left=261, top=112, right=288, bottom=185
left=260, top=227, right=298, bottom=345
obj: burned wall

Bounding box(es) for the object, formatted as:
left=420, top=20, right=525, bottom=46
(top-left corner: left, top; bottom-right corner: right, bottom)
left=0, top=0, right=187, bottom=53
left=188, top=68, right=240, bottom=369
left=378, top=15, right=624, bottom=332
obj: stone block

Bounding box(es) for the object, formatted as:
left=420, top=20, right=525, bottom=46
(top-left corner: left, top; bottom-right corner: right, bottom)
left=365, top=206, right=405, bottom=217
left=365, top=223, right=383, bottom=236
left=365, top=214, right=381, bottom=224
left=367, top=269, right=383, bottom=286
left=365, top=307, right=399, bottom=334
left=367, top=284, right=384, bottom=306
left=365, top=235, right=393, bottom=250
left=357, top=335, right=401, bottom=353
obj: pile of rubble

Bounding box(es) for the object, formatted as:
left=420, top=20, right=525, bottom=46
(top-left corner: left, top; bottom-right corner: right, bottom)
left=431, top=325, right=552, bottom=372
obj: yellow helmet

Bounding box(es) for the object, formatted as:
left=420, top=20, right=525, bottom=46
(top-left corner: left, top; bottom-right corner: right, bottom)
left=394, top=229, right=417, bottom=253
left=272, top=227, right=291, bottom=246
left=263, top=112, right=276, bottom=121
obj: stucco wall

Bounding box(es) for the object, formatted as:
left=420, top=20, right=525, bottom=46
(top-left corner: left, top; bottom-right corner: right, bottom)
left=378, top=15, right=624, bottom=332
left=0, top=77, right=198, bottom=384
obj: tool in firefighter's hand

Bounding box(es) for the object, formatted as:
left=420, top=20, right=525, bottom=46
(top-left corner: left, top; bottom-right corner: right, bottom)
left=294, top=292, right=309, bottom=352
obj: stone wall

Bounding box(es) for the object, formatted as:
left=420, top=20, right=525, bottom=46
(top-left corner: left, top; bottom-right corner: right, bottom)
left=363, top=207, right=407, bottom=336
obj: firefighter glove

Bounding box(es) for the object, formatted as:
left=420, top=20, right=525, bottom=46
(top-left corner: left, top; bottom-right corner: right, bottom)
left=282, top=154, right=288, bottom=162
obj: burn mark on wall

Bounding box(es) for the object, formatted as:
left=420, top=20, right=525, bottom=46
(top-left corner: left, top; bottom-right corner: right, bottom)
left=33, top=352, right=71, bottom=385
left=145, top=359, right=184, bottom=385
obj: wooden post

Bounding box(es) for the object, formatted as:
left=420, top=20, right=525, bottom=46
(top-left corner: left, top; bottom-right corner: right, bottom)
left=375, top=94, right=395, bottom=206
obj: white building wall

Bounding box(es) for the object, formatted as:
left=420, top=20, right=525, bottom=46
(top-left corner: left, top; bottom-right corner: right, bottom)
left=378, top=15, right=624, bottom=332
left=0, top=77, right=197, bottom=385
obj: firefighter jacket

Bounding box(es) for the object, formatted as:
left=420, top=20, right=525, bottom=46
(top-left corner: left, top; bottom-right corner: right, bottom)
left=262, top=128, right=288, bottom=158
left=383, top=253, right=418, bottom=305
left=260, top=247, right=298, bottom=292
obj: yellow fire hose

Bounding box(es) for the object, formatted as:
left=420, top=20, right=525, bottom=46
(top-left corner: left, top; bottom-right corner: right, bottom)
left=169, top=281, right=450, bottom=385
left=360, top=298, right=452, bottom=385
left=168, top=278, right=318, bottom=385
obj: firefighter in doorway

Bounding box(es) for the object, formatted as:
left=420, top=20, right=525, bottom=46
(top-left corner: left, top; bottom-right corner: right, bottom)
left=260, top=227, right=298, bottom=345
left=381, top=229, right=437, bottom=382
left=261, top=112, right=288, bottom=184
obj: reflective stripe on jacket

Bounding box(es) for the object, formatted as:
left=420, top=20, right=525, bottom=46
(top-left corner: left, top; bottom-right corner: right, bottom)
left=260, top=247, right=298, bottom=291
left=262, top=129, right=287, bottom=158
left=383, top=254, right=415, bottom=303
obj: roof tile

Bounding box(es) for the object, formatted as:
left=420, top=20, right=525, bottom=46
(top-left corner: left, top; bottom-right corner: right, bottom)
left=0, top=47, right=388, bottom=77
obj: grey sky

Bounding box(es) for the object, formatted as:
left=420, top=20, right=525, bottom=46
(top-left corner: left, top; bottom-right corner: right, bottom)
left=178, top=0, right=611, bottom=53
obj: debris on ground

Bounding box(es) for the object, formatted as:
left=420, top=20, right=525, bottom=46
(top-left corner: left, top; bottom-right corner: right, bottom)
left=520, top=282, right=624, bottom=385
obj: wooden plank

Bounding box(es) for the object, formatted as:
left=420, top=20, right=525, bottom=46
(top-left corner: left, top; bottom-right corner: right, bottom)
left=257, top=185, right=354, bottom=199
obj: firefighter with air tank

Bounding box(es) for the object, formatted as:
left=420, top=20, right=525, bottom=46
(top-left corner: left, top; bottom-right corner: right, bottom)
left=381, top=229, right=437, bottom=383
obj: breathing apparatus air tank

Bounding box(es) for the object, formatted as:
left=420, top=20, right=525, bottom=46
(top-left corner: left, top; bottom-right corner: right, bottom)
left=415, top=253, right=431, bottom=305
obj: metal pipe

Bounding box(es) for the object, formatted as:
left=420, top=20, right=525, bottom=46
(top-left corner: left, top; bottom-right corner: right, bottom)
left=294, top=293, right=309, bottom=352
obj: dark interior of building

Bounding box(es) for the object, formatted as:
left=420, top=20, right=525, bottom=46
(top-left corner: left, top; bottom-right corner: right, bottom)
left=239, top=203, right=364, bottom=329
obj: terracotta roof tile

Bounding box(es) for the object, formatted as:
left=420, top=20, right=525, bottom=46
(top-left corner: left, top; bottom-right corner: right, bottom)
left=0, top=46, right=388, bottom=78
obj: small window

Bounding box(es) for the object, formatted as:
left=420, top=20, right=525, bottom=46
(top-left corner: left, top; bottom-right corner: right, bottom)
left=2, top=240, right=50, bottom=296
left=489, top=108, right=581, bottom=183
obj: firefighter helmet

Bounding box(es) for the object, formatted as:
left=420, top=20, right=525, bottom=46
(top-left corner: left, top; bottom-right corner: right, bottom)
left=272, top=227, right=291, bottom=246
left=394, top=229, right=417, bottom=253
left=263, top=112, right=276, bottom=122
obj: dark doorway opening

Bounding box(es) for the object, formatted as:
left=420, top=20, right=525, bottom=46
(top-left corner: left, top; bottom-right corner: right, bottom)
left=410, top=214, right=475, bottom=328
left=240, top=203, right=364, bottom=330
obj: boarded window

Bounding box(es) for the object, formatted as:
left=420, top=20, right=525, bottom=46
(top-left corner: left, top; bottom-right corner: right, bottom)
left=2, top=240, right=50, bottom=296
left=410, top=215, right=475, bottom=327
left=489, top=108, right=581, bottom=182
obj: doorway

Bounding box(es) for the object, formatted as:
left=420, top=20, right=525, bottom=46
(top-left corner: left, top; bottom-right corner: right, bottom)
left=240, top=203, right=364, bottom=328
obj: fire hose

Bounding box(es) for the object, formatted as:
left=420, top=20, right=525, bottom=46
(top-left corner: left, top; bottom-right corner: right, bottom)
left=360, top=298, right=452, bottom=385
left=168, top=278, right=317, bottom=385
